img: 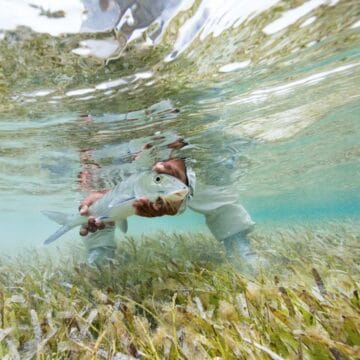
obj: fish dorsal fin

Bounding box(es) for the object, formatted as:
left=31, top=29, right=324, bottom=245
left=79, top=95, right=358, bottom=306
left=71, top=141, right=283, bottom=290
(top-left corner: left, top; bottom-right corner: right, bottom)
left=116, top=219, right=128, bottom=233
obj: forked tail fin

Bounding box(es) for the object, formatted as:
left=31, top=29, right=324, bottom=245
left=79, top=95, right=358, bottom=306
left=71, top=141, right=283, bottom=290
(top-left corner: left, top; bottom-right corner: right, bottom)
left=42, top=210, right=69, bottom=225
left=42, top=210, right=80, bottom=245
left=43, top=225, right=72, bottom=245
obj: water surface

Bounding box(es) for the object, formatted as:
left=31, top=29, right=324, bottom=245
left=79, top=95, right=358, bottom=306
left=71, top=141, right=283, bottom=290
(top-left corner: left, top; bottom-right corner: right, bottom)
left=0, top=0, right=359, bottom=254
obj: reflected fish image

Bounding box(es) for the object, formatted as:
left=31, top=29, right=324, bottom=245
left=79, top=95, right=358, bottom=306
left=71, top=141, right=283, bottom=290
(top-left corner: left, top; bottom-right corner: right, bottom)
left=42, top=172, right=189, bottom=244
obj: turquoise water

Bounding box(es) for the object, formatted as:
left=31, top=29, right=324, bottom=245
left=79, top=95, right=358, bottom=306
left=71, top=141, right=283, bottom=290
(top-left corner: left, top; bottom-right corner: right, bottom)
left=0, top=0, right=359, bottom=254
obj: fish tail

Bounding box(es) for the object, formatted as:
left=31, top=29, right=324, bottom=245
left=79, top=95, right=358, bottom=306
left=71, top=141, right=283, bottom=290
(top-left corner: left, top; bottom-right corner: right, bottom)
left=42, top=210, right=83, bottom=245
left=42, top=210, right=69, bottom=225
left=43, top=225, right=73, bottom=245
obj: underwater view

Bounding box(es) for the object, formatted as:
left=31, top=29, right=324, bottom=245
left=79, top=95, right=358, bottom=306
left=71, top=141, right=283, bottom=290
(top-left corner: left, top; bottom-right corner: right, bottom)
left=0, top=0, right=359, bottom=358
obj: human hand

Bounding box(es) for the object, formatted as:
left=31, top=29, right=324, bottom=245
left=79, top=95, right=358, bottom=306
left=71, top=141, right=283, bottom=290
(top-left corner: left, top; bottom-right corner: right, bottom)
left=134, top=158, right=187, bottom=217
left=133, top=197, right=183, bottom=217
left=79, top=191, right=110, bottom=236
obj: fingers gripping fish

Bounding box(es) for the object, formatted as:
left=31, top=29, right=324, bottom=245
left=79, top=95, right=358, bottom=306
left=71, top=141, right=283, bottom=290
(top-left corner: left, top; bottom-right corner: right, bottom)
left=42, top=172, right=188, bottom=245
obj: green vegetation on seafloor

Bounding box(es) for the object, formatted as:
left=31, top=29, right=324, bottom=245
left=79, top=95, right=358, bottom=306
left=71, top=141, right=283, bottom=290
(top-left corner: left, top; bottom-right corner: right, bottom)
left=0, top=223, right=359, bottom=359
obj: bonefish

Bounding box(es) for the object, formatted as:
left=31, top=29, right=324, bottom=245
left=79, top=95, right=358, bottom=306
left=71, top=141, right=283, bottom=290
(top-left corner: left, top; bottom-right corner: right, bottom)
left=42, top=172, right=188, bottom=244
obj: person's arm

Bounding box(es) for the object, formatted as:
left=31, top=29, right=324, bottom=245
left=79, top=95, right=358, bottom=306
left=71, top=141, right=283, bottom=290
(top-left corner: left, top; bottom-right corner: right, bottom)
left=188, top=186, right=255, bottom=241
left=203, top=203, right=255, bottom=241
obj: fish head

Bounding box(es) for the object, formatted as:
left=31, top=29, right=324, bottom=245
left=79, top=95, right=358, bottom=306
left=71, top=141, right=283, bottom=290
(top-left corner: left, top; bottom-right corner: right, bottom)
left=135, top=172, right=189, bottom=202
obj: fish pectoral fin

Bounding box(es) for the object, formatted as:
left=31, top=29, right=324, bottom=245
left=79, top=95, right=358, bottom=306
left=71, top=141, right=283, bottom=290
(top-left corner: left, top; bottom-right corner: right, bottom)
left=116, top=219, right=128, bottom=233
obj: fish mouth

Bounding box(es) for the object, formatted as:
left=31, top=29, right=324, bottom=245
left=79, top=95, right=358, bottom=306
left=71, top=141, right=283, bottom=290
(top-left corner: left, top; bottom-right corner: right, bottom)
left=172, top=188, right=189, bottom=198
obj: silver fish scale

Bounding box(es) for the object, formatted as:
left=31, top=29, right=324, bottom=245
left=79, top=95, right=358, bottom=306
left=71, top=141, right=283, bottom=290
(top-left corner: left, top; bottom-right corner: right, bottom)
left=89, top=173, right=139, bottom=217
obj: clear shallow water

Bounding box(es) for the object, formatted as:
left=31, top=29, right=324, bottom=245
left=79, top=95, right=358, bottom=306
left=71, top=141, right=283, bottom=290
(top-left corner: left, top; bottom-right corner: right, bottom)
left=0, top=0, right=359, bottom=254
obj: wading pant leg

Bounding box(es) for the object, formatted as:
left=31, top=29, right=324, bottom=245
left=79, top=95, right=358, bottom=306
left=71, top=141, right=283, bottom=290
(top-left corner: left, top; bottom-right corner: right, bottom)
left=203, top=203, right=267, bottom=271
left=222, top=230, right=256, bottom=263
left=222, top=230, right=267, bottom=274
left=82, top=225, right=116, bottom=266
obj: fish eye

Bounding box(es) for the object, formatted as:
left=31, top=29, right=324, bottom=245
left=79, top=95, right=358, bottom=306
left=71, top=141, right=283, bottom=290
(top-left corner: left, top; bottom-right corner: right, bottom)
left=154, top=175, right=162, bottom=184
